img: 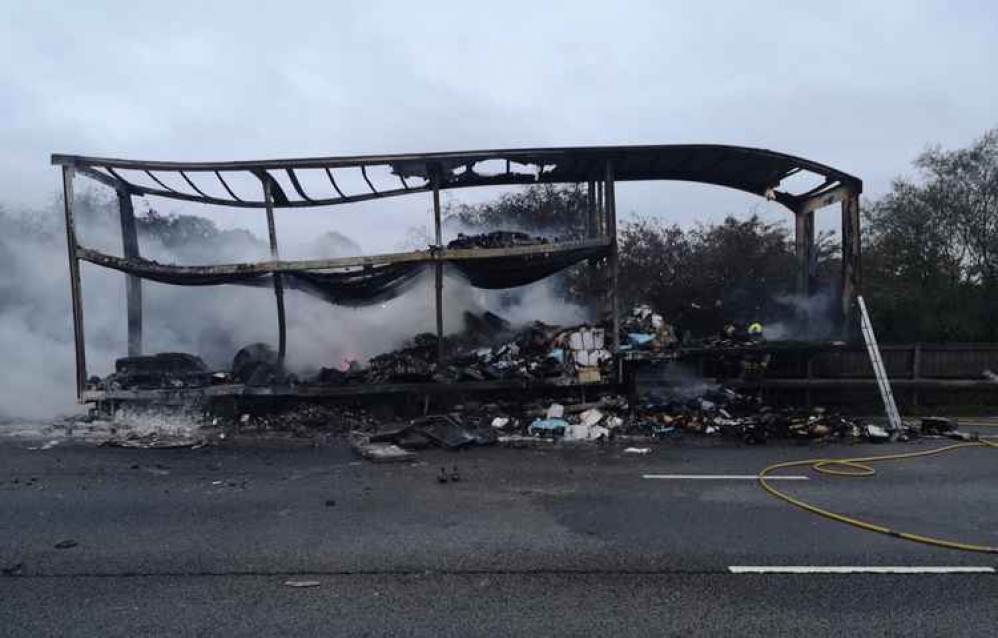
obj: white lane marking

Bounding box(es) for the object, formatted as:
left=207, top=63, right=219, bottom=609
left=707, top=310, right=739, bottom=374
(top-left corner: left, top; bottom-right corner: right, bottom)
left=642, top=474, right=809, bottom=481
left=728, top=566, right=995, bottom=574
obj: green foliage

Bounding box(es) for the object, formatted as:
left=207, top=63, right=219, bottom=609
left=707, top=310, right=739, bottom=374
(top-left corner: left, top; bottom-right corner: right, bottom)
left=619, top=215, right=798, bottom=330
left=863, top=128, right=998, bottom=341
left=443, top=184, right=587, bottom=238
left=137, top=209, right=222, bottom=248
left=447, top=182, right=808, bottom=331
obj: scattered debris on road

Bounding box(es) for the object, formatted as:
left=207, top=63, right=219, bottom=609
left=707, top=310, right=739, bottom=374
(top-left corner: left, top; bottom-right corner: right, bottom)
left=54, top=539, right=78, bottom=550
left=100, top=433, right=207, bottom=449
left=350, top=433, right=417, bottom=463
left=2, top=563, right=24, bottom=577
left=26, top=440, right=60, bottom=451
left=283, top=580, right=321, bottom=588
left=864, top=424, right=890, bottom=442
left=920, top=417, right=956, bottom=435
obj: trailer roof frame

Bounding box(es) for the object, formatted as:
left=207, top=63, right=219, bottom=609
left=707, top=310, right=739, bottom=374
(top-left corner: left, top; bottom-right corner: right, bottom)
left=53, top=144, right=864, bottom=402
left=52, top=143, right=861, bottom=213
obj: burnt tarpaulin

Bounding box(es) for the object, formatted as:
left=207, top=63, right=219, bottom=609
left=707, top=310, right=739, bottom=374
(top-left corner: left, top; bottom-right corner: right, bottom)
left=450, top=245, right=604, bottom=289
left=80, top=241, right=603, bottom=302
left=80, top=252, right=272, bottom=287
left=283, top=263, right=424, bottom=306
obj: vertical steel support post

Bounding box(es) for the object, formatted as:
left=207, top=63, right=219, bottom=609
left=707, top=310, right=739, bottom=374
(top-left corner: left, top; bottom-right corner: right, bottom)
left=805, top=210, right=815, bottom=293
left=117, top=189, right=143, bottom=356
left=586, top=180, right=599, bottom=311
left=794, top=208, right=814, bottom=299
left=794, top=206, right=815, bottom=333
left=840, top=192, right=862, bottom=334
left=605, top=161, right=620, bottom=376
left=596, top=180, right=605, bottom=237
left=585, top=180, right=595, bottom=239
left=262, top=179, right=287, bottom=363
left=61, top=166, right=87, bottom=400
left=432, top=168, right=444, bottom=363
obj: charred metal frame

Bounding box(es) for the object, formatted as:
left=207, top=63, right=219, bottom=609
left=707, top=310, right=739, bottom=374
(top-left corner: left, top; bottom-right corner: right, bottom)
left=52, top=144, right=862, bottom=402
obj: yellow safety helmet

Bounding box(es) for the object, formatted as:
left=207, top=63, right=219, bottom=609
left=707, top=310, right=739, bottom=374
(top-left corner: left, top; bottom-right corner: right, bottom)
left=747, top=322, right=764, bottom=336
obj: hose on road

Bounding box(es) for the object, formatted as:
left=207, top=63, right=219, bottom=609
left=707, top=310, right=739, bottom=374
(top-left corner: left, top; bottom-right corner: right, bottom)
left=758, top=440, right=998, bottom=554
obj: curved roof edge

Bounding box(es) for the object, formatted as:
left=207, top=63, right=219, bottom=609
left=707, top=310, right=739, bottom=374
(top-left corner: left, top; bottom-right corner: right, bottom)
left=52, top=144, right=862, bottom=212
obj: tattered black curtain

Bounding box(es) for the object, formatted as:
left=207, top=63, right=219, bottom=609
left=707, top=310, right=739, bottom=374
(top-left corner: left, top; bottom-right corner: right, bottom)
left=85, top=246, right=602, bottom=305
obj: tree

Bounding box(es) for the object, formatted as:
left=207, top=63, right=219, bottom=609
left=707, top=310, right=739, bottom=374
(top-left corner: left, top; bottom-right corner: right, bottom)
left=688, top=216, right=796, bottom=317
left=443, top=184, right=588, bottom=238
left=137, top=209, right=221, bottom=247
left=863, top=128, right=998, bottom=341
left=444, top=184, right=812, bottom=332
left=616, top=215, right=693, bottom=318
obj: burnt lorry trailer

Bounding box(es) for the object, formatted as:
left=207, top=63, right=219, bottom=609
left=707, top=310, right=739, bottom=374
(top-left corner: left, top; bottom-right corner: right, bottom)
left=51, top=145, right=863, bottom=407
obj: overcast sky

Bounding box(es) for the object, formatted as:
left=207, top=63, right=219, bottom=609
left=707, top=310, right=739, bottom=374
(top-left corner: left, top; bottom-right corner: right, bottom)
left=2, top=0, right=996, bottom=248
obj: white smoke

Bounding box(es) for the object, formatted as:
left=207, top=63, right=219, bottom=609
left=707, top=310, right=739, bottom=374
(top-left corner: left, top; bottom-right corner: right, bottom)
left=765, top=288, right=839, bottom=340
left=0, top=192, right=590, bottom=421
left=642, top=362, right=718, bottom=402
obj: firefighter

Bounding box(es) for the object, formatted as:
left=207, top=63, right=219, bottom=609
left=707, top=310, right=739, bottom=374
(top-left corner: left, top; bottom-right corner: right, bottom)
left=741, top=321, right=770, bottom=381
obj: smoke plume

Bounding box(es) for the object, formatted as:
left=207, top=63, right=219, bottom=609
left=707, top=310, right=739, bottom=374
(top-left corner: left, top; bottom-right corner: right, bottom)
left=765, top=289, right=839, bottom=341
left=0, top=192, right=588, bottom=422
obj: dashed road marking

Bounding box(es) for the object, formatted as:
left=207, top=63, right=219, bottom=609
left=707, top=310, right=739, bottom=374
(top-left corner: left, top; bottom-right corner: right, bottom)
left=642, top=474, right=809, bottom=481
left=728, top=566, right=995, bottom=574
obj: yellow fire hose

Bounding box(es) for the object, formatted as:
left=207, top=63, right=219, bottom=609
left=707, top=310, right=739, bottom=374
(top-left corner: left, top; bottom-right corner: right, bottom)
left=758, top=440, right=998, bottom=554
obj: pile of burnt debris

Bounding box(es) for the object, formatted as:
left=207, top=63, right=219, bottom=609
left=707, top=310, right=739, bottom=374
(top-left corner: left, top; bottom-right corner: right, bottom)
left=620, top=304, right=679, bottom=351
left=98, top=352, right=222, bottom=391
left=65, top=385, right=965, bottom=458
left=629, top=387, right=886, bottom=444
left=224, top=382, right=912, bottom=463
left=446, top=230, right=551, bottom=250
left=235, top=403, right=381, bottom=437
left=328, top=313, right=614, bottom=386
left=354, top=389, right=962, bottom=462
left=91, top=307, right=621, bottom=392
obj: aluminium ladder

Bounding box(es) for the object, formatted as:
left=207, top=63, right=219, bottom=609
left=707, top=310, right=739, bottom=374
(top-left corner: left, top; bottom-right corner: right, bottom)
left=857, top=295, right=903, bottom=432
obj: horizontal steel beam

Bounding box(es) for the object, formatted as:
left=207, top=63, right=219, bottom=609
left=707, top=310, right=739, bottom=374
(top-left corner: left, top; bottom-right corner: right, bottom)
left=79, top=374, right=995, bottom=404
left=69, top=165, right=815, bottom=211
left=798, top=182, right=853, bottom=214
left=82, top=378, right=616, bottom=402
left=728, top=378, right=998, bottom=390
left=52, top=144, right=863, bottom=212
left=50, top=144, right=858, bottom=179
left=76, top=238, right=612, bottom=277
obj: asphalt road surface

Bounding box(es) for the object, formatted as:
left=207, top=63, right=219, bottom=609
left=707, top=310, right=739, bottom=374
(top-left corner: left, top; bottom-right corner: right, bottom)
left=2, top=434, right=996, bottom=636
